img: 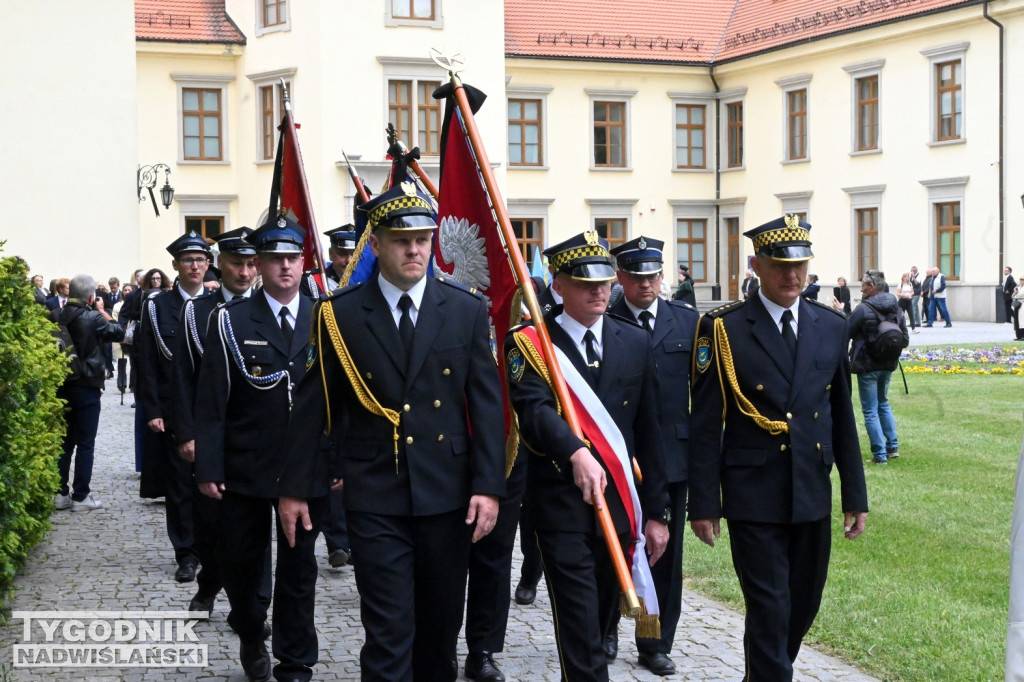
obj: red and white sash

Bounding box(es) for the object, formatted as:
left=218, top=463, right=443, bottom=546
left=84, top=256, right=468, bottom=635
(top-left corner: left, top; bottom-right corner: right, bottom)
left=517, top=326, right=658, bottom=616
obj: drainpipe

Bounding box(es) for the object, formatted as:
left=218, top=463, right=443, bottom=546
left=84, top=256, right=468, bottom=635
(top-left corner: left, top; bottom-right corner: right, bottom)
left=983, top=1, right=1004, bottom=274
left=710, top=65, right=722, bottom=300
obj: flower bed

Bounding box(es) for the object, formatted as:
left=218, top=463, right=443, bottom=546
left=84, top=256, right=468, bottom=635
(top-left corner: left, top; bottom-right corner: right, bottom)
left=901, top=345, right=1024, bottom=374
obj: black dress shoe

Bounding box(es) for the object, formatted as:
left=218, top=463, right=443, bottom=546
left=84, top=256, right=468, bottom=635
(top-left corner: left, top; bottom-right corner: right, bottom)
left=603, top=631, right=618, bottom=662
left=465, top=651, right=505, bottom=682
left=514, top=582, right=537, bottom=605
left=638, top=652, right=676, bottom=676
left=175, top=557, right=199, bottom=583
left=263, top=621, right=272, bottom=640
left=239, top=638, right=271, bottom=681
left=328, top=547, right=350, bottom=567
left=188, top=593, right=215, bottom=619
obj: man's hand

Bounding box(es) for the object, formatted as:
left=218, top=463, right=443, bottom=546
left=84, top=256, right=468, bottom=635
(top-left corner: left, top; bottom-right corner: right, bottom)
left=466, top=494, right=499, bottom=543
left=690, top=518, right=721, bottom=547
left=279, top=496, right=311, bottom=548
left=178, top=440, right=195, bottom=462
left=643, top=520, right=670, bottom=566
left=199, top=482, right=224, bottom=500
left=569, top=447, right=606, bottom=509
left=147, top=418, right=165, bottom=433
left=844, top=511, right=868, bottom=539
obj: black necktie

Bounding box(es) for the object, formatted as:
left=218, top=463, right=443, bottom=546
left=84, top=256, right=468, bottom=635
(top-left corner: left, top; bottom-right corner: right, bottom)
left=279, top=308, right=294, bottom=347
left=584, top=329, right=601, bottom=383
left=780, top=309, right=797, bottom=359
left=398, top=294, right=415, bottom=360
left=638, top=310, right=654, bottom=335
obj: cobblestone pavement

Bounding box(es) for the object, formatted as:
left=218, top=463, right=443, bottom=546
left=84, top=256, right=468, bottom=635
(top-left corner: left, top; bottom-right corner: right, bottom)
left=1, top=388, right=880, bottom=681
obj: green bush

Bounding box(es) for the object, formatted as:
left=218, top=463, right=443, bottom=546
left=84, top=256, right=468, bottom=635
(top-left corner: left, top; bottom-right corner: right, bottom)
left=0, top=245, right=65, bottom=620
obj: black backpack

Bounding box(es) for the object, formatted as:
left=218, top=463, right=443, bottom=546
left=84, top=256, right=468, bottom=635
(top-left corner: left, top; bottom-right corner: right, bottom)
left=863, top=300, right=908, bottom=363
left=52, top=307, right=86, bottom=382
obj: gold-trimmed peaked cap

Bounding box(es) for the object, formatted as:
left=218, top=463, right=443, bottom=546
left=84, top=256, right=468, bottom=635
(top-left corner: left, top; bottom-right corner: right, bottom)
left=543, top=230, right=616, bottom=282
left=744, top=214, right=814, bottom=262
left=358, top=182, right=436, bottom=232
left=609, top=235, right=664, bottom=275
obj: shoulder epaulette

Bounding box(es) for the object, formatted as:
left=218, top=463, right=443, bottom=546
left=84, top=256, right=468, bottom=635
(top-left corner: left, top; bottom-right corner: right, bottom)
left=325, top=281, right=363, bottom=299
left=703, top=299, right=745, bottom=319
left=436, top=275, right=484, bottom=299
left=807, top=297, right=847, bottom=318
left=666, top=299, right=698, bottom=314
left=219, top=295, right=247, bottom=310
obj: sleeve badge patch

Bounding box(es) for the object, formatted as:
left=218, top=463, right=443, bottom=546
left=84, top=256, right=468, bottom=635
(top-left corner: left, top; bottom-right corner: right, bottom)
left=696, top=337, right=712, bottom=374
left=507, top=347, right=525, bottom=382
left=306, top=343, right=316, bottom=370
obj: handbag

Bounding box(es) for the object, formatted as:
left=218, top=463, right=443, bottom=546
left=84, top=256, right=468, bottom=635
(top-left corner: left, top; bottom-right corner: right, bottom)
left=122, top=319, right=138, bottom=345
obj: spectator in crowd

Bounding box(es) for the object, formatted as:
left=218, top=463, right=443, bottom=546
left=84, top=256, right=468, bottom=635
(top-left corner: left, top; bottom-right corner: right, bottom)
left=1004, top=267, right=1016, bottom=323
left=54, top=275, right=125, bottom=512
left=1012, top=276, right=1024, bottom=340
left=741, top=267, right=759, bottom=299
left=909, top=266, right=923, bottom=329
left=32, top=274, right=49, bottom=305
left=45, top=278, right=70, bottom=312
left=923, top=266, right=951, bottom=327
left=672, top=264, right=696, bottom=306
left=802, top=273, right=820, bottom=300
left=896, top=272, right=918, bottom=333
left=834, top=276, right=852, bottom=315
left=130, top=268, right=145, bottom=287
left=920, top=268, right=934, bottom=323
left=848, top=270, right=909, bottom=464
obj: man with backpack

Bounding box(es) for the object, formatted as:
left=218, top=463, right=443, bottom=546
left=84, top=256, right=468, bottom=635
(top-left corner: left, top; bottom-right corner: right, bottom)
left=54, top=275, right=125, bottom=511
left=848, top=270, right=910, bottom=465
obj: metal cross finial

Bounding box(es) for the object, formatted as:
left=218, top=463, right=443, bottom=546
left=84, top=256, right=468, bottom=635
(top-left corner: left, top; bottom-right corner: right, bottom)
left=430, top=48, right=465, bottom=75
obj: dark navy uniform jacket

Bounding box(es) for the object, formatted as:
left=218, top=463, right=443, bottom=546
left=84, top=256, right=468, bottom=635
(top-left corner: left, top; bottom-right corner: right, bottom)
left=688, top=294, right=867, bottom=524
left=137, top=288, right=191, bottom=436
left=279, top=276, right=506, bottom=513
left=193, top=291, right=313, bottom=499
left=171, top=289, right=229, bottom=444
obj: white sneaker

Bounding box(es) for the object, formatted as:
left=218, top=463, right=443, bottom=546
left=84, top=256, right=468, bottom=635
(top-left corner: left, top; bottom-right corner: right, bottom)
left=54, top=494, right=71, bottom=510
left=71, top=494, right=102, bottom=512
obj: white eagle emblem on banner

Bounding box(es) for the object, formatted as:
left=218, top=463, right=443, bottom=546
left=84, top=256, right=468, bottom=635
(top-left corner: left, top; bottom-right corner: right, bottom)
left=438, top=215, right=491, bottom=291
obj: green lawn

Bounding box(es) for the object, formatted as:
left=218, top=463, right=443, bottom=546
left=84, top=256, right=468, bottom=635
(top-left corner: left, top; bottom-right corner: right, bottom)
left=684, top=346, right=1023, bottom=681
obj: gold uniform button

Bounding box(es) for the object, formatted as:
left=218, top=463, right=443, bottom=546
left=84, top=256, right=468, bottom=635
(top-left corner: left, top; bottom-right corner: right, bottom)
left=825, top=384, right=831, bottom=391
left=622, top=400, right=629, bottom=407
left=403, top=404, right=411, bottom=412
left=437, top=434, right=444, bottom=442
left=756, top=384, right=764, bottom=391
left=780, top=444, right=788, bottom=452
left=443, top=368, right=451, bottom=376
left=406, top=436, right=414, bottom=445
left=786, top=412, right=793, bottom=420
left=367, top=372, right=373, bottom=379
left=433, top=400, right=441, bottom=408
left=813, top=412, right=819, bottom=419
left=816, top=443, right=822, bottom=450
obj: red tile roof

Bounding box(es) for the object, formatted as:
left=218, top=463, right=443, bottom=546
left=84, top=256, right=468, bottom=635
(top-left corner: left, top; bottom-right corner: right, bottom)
left=505, top=0, right=980, bottom=65
left=135, top=0, right=245, bottom=44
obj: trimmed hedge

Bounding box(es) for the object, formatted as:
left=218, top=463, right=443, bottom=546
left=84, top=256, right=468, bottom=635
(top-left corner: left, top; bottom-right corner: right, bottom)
left=0, top=245, right=65, bottom=619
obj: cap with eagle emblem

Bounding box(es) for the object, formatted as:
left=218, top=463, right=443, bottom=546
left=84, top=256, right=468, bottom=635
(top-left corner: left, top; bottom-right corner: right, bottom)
left=743, top=214, right=814, bottom=262
left=543, top=230, right=616, bottom=282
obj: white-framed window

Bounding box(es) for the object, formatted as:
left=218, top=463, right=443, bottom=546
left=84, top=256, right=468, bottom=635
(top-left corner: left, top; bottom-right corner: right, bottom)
left=175, top=195, right=236, bottom=242
left=842, top=185, right=885, bottom=276
left=507, top=86, right=551, bottom=169
left=669, top=201, right=714, bottom=283
left=385, top=0, right=443, bottom=28
left=247, top=68, right=297, bottom=163
left=668, top=91, right=714, bottom=171
left=586, top=199, right=635, bottom=249
left=774, top=191, right=812, bottom=224
left=718, top=87, right=747, bottom=171
left=172, top=74, right=234, bottom=164
left=776, top=73, right=812, bottom=163
left=255, top=0, right=290, bottom=36
left=843, top=60, right=884, bottom=155
left=508, top=198, right=554, bottom=269
left=378, top=57, right=446, bottom=156
left=921, top=42, right=968, bottom=145
left=919, top=176, right=968, bottom=279
left=586, top=89, right=635, bottom=171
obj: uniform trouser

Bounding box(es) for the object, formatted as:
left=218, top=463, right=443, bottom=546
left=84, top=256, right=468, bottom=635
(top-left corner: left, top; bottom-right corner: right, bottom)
left=321, top=488, right=349, bottom=553
left=537, top=527, right=631, bottom=682
left=154, top=430, right=196, bottom=564
left=349, top=509, right=472, bottom=682
left=517, top=494, right=544, bottom=590
left=219, top=492, right=324, bottom=681
left=636, top=480, right=688, bottom=656
left=465, top=456, right=527, bottom=653
left=192, top=491, right=273, bottom=609
left=727, top=518, right=831, bottom=682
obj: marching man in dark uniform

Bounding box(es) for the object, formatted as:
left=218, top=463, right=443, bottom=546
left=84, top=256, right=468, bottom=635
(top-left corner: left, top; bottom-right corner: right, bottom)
left=172, top=227, right=262, bottom=619
left=504, top=231, right=671, bottom=682
left=194, top=217, right=321, bottom=682
left=322, top=225, right=357, bottom=290
left=688, top=215, right=869, bottom=681
left=608, top=236, right=697, bottom=676
left=278, top=183, right=506, bottom=682
left=136, top=231, right=211, bottom=583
